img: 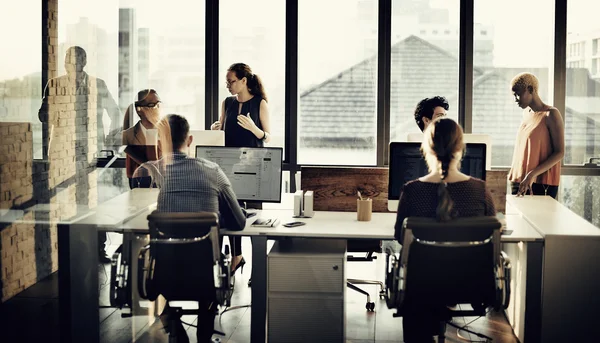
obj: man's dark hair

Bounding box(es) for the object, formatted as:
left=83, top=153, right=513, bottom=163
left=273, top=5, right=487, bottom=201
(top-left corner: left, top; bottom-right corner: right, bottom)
left=414, top=96, right=449, bottom=132
left=164, top=114, right=189, bottom=151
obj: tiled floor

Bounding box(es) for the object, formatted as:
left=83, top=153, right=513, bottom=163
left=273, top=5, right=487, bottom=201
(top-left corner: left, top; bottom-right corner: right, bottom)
left=0, top=235, right=518, bottom=343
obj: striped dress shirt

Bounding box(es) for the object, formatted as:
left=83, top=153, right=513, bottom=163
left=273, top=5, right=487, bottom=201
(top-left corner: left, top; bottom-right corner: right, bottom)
left=157, top=152, right=246, bottom=231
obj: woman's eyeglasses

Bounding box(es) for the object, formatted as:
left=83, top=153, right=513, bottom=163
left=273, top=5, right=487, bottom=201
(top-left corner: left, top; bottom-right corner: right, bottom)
left=225, top=79, right=238, bottom=87
left=135, top=101, right=161, bottom=108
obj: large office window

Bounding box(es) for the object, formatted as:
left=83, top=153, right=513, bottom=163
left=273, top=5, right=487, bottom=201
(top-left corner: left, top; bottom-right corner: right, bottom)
left=565, top=0, right=600, bottom=166
left=219, top=0, right=285, bottom=148
left=389, top=0, right=460, bottom=142
left=559, top=175, right=600, bottom=227
left=121, top=0, right=206, bottom=131
left=561, top=0, right=600, bottom=228
left=298, top=0, right=378, bottom=165
left=473, top=0, right=554, bottom=167
left=0, top=1, right=42, bottom=158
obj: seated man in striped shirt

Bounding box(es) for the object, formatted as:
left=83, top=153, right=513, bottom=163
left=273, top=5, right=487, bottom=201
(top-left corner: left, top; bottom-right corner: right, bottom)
left=156, top=114, right=246, bottom=343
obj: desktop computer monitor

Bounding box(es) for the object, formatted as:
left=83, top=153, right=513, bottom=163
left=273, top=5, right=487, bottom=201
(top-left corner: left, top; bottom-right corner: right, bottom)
left=195, top=146, right=283, bottom=203
left=405, top=133, right=492, bottom=171
left=387, top=142, right=486, bottom=211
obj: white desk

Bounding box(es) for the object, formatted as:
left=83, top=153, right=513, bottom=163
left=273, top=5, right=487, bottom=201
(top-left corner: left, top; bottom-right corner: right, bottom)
left=507, top=195, right=600, bottom=342
left=60, top=189, right=544, bottom=343
left=57, top=188, right=159, bottom=343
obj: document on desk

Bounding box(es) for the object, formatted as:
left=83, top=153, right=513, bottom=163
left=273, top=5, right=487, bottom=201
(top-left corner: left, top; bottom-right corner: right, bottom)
left=251, top=217, right=280, bottom=228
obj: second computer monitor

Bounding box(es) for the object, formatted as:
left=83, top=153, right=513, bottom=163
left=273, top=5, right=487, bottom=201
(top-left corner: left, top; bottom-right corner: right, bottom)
left=195, top=146, right=283, bottom=203
left=387, top=142, right=486, bottom=211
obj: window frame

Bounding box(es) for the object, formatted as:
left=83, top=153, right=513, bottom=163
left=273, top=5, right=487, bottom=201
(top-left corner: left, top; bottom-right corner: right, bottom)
left=87, top=0, right=600, bottom=184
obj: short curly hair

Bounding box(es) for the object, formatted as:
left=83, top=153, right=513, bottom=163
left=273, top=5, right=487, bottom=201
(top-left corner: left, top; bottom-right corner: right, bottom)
left=510, top=72, right=539, bottom=94
left=414, top=96, right=449, bottom=132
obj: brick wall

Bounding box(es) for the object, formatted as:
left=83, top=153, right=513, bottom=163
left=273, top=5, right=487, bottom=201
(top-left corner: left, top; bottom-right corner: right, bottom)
left=0, top=123, right=35, bottom=301
left=0, top=0, right=99, bottom=303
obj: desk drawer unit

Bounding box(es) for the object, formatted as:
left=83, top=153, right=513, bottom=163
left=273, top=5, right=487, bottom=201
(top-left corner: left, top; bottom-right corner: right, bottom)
left=267, top=238, right=346, bottom=343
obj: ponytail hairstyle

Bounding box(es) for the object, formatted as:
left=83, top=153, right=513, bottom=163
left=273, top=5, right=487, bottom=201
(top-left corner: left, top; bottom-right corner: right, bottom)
left=228, top=63, right=268, bottom=102
left=421, top=118, right=465, bottom=222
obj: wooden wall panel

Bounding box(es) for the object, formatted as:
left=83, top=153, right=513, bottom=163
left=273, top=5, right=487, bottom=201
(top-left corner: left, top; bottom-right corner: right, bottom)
left=486, top=170, right=509, bottom=214
left=301, top=167, right=390, bottom=212
left=301, top=166, right=509, bottom=214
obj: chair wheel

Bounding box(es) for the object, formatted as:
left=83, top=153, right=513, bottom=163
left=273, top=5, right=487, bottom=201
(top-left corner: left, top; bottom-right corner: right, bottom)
left=379, top=290, right=386, bottom=299
left=366, top=302, right=375, bottom=311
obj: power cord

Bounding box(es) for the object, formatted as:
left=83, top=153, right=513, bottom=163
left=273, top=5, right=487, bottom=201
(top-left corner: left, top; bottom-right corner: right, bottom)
left=447, top=305, right=492, bottom=342
left=181, top=320, right=197, bottom=328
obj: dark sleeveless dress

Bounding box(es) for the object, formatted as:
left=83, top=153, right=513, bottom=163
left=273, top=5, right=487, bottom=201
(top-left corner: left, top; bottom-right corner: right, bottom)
left=223, top=95, right=264, bottom=147
left=222, top=95, right=265, bottom=259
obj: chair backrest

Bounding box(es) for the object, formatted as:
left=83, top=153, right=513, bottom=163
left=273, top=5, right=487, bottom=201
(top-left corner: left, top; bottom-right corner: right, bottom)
left=398, top=216, right=502, bottom=308
left=146, top=211, right=222, bottom=301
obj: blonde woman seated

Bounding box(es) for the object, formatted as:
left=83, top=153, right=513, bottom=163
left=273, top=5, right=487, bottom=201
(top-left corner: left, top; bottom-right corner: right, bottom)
left=393, top=118, right=496, bottom=342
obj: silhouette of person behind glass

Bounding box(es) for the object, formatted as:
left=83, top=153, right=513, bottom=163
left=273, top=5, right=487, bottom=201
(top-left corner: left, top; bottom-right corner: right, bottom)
left=38, top=46, right=121, bottom=263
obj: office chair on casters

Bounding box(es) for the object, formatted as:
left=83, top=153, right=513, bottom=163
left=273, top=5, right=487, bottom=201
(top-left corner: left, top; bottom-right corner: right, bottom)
left=346, top=239, right=386, bottom=312
left=137, top=211, right=234, bottom=343
left=384, top=216, right=511, bottom=343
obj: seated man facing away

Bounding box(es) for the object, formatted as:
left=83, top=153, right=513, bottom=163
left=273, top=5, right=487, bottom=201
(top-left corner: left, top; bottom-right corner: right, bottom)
left=156, top=114, right=246, bottom=343
left=394, top=118, right=496, bottom=343
left=413, top=96, right=449, bottom=132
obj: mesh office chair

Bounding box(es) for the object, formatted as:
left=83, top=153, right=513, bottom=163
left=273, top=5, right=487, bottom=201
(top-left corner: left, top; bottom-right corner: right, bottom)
left=385, top=216, right=511, bottom=342
left=137, top=211, right=234, bottom=343
left=346, top=239, right=386, bottom=311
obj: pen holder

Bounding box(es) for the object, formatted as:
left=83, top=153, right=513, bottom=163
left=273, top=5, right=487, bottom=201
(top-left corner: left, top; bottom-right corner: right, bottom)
left=357, top=199, right=372, bottom=222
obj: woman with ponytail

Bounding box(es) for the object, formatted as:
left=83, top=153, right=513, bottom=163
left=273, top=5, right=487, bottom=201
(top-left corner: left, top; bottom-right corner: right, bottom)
left=211, top=63, right=272, bottom=278
left=393, top=118, right=496, bottom=342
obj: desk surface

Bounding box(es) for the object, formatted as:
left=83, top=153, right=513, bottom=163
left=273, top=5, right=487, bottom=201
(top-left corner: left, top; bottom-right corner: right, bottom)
left=72, top=189, right=541, bottom=242
left=507, top=195, right=600, bottom=237
left=73, top=188, right=159, bottom=228
left=121, top=205, right=542, bottom=242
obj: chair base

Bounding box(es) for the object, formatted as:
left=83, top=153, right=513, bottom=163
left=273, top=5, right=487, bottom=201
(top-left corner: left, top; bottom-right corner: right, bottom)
left=347, top=278, right=386, bottom=312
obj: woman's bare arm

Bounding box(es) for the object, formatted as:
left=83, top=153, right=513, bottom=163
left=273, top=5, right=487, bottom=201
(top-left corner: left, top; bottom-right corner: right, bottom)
left=531, top=108, right=565, bottom=177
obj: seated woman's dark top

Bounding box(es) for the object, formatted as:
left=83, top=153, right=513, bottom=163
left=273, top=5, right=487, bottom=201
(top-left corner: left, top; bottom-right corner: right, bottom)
left=394, top=177, right=496, bottom=242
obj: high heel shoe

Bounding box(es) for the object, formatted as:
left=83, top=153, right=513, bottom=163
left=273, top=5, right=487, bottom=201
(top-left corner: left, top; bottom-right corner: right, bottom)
left=231, top=257, right=246, bottom=276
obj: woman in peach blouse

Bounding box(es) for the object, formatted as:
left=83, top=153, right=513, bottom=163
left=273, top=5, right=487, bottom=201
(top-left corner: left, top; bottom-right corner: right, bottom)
left=508, top=72, right=565, bottom=199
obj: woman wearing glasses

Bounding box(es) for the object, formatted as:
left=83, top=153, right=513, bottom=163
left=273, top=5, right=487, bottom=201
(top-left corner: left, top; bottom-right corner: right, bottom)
left=211, top=63, right=272, bottom=279
left=122, top=89, right=162, bottom=189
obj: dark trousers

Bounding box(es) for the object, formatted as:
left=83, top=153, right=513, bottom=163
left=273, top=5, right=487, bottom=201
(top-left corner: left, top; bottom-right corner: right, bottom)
left=510, top=182, right=558, bottom=199
left=231, top=201, right=262, bottom=257
left=160, top=301, right=216, bottom=343
left=129, top=176, right=154, bottom=189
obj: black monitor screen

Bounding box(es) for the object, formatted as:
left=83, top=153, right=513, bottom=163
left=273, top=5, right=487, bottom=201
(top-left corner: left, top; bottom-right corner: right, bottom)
left=388, top=142, right=486, bottom=200
left=195, top=146, right=283, bottom=203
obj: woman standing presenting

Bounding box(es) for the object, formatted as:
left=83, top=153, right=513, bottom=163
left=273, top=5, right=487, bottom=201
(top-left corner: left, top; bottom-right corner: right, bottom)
left=211, top=63, right=271, bottom=276
left=508, top=72, right=565, bottom=199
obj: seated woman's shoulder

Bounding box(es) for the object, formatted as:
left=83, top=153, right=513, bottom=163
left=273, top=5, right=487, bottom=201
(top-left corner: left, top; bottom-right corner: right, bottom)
left=465, top=177, right=488, bottom=190
left=402, top=179, right=423, bottom=190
